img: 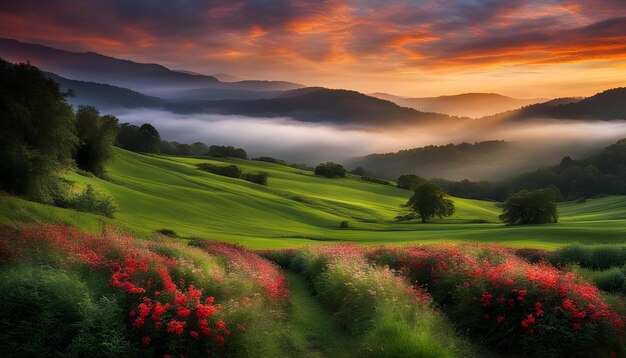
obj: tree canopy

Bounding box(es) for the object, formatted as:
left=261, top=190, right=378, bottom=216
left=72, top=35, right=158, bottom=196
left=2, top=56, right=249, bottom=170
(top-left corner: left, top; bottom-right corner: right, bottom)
left=74, top=106, right=119, bottom=177
left=314, top=162, right=346, bottom=178
left=499, top=189, right=558, bottom=225
left=0, top=59, right=76, bottom=200
left=116, top=123, right=161, bottom=153
left=403, top=182, right=455, bottom=223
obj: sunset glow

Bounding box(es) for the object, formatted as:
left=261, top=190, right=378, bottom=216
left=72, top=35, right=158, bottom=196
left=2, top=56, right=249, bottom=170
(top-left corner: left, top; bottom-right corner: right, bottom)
left=1, top=0, right=625, bottom=97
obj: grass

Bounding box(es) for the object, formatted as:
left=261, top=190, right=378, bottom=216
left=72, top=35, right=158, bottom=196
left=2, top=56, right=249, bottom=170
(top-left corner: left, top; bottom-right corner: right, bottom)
left=1, top=147, right=626, bottom=249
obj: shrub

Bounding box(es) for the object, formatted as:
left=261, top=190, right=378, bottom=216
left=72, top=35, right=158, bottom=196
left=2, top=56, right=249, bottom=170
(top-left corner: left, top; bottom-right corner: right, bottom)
left=0, top=266, right=134, bottom=357
left=58, top=184, right=118, bottom=218
left=196, top=163, right=243, bottom=178
left=314, top=162, right=346, bottom=178
left=550, top=244, right=626, bottom=269
left=594, top=268, right=625, bottom=292
left=339, top=220, right=349, bottom=229
left=242, top=172, right=268, bottom=185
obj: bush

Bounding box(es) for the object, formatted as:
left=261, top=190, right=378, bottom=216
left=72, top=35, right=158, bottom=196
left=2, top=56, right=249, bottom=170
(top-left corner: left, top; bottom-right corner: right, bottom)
left=0, top=266, right=134, bottom=357
left=196, top=163, right=243, bottom=178
left=594, top=268, right=625, bottom=292
left=74, top=106, right=119, bottom=177
left=339, top=220, right=349, bottom=229
left=361, top=176, right=391, bottom=186
left=550, top=244, right=626, bottom=269
left=242, top=172, right=268, bottom=185
left=314, top=162, right=346, bottom=178
left=252, top=157, right=288, bottom=166
left=514, top=248, right=549, bottom=264
left=59, top=185, right=118, bottom=218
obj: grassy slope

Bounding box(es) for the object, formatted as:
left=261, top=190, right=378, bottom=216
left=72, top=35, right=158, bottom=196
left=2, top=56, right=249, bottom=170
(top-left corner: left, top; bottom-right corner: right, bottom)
left=1, top=148, right=625, bottom=249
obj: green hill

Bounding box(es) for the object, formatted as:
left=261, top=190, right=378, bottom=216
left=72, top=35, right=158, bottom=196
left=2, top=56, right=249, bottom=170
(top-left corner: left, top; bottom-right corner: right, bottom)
left=2, top=147, right=626, bottom=249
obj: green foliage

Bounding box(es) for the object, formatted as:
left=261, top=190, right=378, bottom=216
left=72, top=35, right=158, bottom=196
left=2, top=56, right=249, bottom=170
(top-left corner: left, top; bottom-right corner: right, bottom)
left=196, top=163, right=243, bottom=178
left=499, top=189, right=558, bottom=225
left=0, top=266, right=134, bottom=357
left=397, top=174, right=426, bottom=190
left=340, top=220, right=349, bottom=229
left=550, top=244, right=626, bottom=270
left=435, top=138, right=626, bottom=201
left=0, top=59, right=77, bottom=201
left=207, top=145, right=248, bottom=159
left=242, top=172, right=268, bottom=185
left=59, top=184, right=118, bottom=218
left=116, top=122, right=160, bottom=153
left=74, top=106, right=119, bottom=177
left=593, top=268, right=625, bottom=292
left=252, top=157, right=289, bottom=166
left=404, top=182, right=455, bottom=223
left=314, top=162, right=346, bottom=178
left=156, top=229, right=178, bottom=237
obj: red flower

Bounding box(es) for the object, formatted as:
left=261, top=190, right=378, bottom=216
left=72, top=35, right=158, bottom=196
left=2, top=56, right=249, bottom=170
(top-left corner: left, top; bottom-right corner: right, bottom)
left=216, top=336, right=224, bottom=344
left=190, top=331, right=199, bottom=339
left=177, top=307, right=191, bottom=318
left=141, top=336, right=151, bottom=345
left=131, top=317, right=144, bottom=329
left=572, top=322, right=582, bottom=330
left=167, top=320, right=187, bottom=335
left=496, top=316, right=505, bottom=324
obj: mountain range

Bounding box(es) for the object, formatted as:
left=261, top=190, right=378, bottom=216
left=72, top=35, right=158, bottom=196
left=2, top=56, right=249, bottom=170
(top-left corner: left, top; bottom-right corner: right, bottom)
left=370, top=92, right=545, bottom=118
left=2, top=38, right=625, bottom=126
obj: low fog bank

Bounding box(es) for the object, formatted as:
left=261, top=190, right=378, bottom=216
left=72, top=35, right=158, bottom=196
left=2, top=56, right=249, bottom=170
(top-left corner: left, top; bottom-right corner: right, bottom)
left=111, top=108, right=626, bottom=180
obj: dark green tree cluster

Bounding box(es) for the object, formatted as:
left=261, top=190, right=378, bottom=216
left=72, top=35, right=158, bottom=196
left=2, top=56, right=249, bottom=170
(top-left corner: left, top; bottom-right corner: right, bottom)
left=401, top=182, right=455, bottom=223
left=207, top=145, right=248, bottom=159
left=74, top=106, right=119, bottom=177
left=159, top=141, right=209, bottom=156
left=499, top=189, right=558, bottom=225
left=314, top=162, right=347, bottom=178
left=0, top=60, right=76, bottom=199
left=0, top=59, right=118, bottom=200
left=116, top=123, right=161, bottom=153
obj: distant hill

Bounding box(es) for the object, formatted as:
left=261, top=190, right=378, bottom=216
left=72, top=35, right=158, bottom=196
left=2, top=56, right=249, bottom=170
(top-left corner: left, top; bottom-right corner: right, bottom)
left=345, top=141, right=519, bottom=180
left=167, top=87, right=461, bottom=125
left=370, top=92, right=545, bottom=118
left=41, top=71, right=459, bottom=125
left=0, top=38, right=304, bottom=98
left=486, top=88, right=626, bottom=121
left=45, top=72, right=163, bottom=110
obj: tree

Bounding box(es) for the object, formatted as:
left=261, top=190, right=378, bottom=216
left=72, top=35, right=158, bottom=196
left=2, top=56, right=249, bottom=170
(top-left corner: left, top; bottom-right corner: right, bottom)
left=207, top=145, right=248, bottom=159
left=139, top=124, right=160, bottom=153
left=397, top=174, right=426, bottom=190
left=403, top=182, right=455, bottom=223
left=314, top=162, right=346, bottom=178
left=0, top=59, right=77, bottom=200
left=116, top=123, right=160, bottom=153
left=499, top=189, right=558, bottom=225
left=74, top=106, right=119, bottom=177
left=349, top=167, right=365, bottom=176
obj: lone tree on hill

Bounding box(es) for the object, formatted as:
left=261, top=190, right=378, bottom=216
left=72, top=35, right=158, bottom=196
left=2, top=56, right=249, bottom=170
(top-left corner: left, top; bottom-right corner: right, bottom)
left=403, top=182, right=455, bottom=223
left=499, top=189, right=558, bottom=225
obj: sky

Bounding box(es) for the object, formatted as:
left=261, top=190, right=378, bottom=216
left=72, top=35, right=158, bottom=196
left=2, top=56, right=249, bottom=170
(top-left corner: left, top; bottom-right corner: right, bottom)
left=1, top=0, right=626, bottom=97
